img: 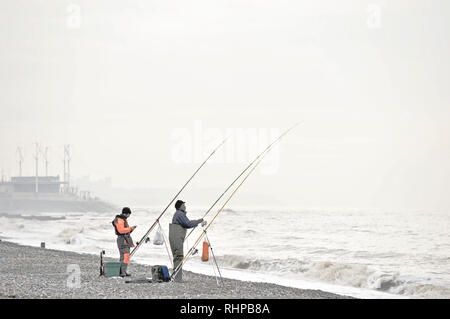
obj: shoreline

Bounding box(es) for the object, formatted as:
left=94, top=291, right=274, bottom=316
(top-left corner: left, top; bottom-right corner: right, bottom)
left=0, top=240, right=352, bottom=299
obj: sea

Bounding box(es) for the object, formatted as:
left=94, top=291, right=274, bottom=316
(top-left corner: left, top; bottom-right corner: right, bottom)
left=1, top=207, right=449, bottom=299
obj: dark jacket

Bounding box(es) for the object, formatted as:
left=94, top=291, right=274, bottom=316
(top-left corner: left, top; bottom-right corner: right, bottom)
left=171, top=209, right=201, bottom=229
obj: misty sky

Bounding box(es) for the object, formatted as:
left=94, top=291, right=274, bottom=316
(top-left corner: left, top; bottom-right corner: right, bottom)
left=1, top=0, right=449, bottom=210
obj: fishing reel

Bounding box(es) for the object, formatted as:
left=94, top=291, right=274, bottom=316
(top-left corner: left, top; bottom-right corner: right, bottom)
left=136, top=237, right=151, bottom=246
left=191, top=248, right=199, bottom=256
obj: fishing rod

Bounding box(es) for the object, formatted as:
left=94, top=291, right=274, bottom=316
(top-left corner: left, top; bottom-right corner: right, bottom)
left=184, top=122, right=300, bottom=242
left=171, top=123, right=298, bottom=280
left=171, top=148, right=277, bottom=280
left=130, top=135, right=230, bottom=258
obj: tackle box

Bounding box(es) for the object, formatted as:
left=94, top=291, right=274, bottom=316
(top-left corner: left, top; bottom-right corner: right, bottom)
left=102, top=261, right=121, bottom=277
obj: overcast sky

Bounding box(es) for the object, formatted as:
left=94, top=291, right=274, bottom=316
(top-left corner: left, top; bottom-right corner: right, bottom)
left=1, top=0, right=449, bottom=210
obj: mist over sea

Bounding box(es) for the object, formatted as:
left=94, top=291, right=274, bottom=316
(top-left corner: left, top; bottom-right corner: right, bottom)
left=1, top=207, right=449, bottom=299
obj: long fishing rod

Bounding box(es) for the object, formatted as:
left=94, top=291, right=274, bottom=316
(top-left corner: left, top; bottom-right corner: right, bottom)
left=130, top=136, right=230, bottom=258
left=171, top=124, right=298, bottom=279
left=171, top=149, right=274, bottom=280
left=184, top=122, right=300, bottom=242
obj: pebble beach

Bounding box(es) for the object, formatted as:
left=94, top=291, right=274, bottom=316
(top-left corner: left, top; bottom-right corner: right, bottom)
left=0, top=240, right=350, bottom=299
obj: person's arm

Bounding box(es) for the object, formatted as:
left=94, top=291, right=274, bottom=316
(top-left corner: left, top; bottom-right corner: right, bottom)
left=177, top=213, right=202, bottom=229
left=114, top=218, right=133, bottom=234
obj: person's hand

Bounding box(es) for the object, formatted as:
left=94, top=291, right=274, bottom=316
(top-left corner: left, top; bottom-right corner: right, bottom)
left=131, top=226, right=137, bottom=232
left=201, top=220, right=207, bottom=227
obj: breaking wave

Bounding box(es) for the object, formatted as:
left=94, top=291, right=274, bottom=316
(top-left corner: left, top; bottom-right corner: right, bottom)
left=57, top=227, right=87, bottom=245
left=216, top=255, right=450, bottom=298
left=0, top=213, right=65, bottom=221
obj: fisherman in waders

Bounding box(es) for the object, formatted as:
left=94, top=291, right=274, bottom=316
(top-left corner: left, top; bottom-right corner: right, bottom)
left=169, top=200, right=206, bottom=282
left=112, top=207, right=137, bottom=277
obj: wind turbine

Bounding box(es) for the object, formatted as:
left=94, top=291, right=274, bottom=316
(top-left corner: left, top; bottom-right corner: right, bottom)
left=40, top=146, right=50, bottom=176
left=16, top=147, right=24, bottom=176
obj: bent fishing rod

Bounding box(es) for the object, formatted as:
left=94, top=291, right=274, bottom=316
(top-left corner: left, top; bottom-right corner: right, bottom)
left=184, top=122, right=300, bottom=242
left=130, top=136, right=229, bottom=258
left=171, top=123, right=298, bottom=279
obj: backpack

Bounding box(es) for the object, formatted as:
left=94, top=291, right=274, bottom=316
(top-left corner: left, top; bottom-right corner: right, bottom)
left=151, top=265, right=170, bottom=282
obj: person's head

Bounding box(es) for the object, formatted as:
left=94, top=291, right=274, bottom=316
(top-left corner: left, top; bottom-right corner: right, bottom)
left=175, top=200, right=186, bottom=211
left=122, top=207, right=132, bottom=218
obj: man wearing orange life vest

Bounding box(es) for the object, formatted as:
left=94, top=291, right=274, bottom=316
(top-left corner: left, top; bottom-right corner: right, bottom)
left=112, top=207, right=137, bottom=277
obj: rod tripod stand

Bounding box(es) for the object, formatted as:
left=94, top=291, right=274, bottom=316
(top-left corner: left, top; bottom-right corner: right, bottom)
left=203, top=232, right=223, bottom=285
left=175, top=228, right=223, bottom=285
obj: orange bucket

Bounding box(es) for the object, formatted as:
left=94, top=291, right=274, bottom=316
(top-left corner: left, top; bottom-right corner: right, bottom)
left=201, top=241, right=210, bottom=262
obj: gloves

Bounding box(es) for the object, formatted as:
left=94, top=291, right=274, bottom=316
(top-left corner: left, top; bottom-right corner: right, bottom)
left=201, top=220, right=207, bottom=227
